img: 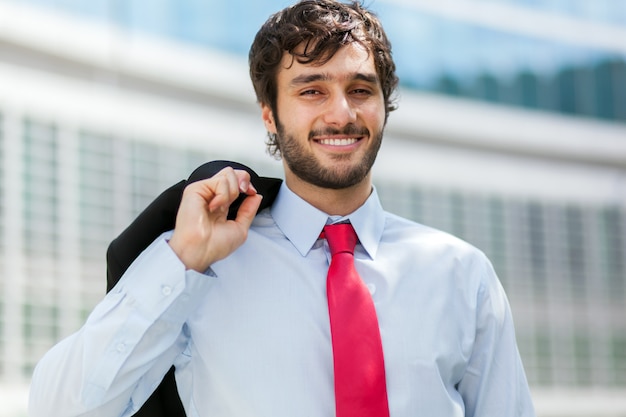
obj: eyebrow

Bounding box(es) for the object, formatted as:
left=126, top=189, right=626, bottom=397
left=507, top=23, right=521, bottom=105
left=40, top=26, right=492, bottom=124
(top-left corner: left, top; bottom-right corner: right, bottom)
left=289, top=72, right=379, bottom=86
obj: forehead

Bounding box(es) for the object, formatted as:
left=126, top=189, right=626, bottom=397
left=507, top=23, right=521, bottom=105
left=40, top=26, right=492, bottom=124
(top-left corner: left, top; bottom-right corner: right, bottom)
left=277, top=43, right=378, bottom=85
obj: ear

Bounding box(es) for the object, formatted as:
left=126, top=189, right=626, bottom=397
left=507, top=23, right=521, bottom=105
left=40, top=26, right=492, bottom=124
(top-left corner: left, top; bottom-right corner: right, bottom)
left=261, top=104, right=277, bottom=134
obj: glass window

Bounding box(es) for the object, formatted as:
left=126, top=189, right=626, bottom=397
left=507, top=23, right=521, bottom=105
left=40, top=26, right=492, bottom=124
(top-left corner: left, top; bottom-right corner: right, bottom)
left=599, top=207, right=625, bottom=301
left=535, top=330, right=553, bottom=385
left=487, top=197, right=508, bottom=284
left=22, top=118, right=59, bottom=257
left=527, top=202, right=547, bottom=296
left=21, top=302, right=60, bottom=377
left=573, top=332, right=592, bottom=385
left=79, top=132, right=115, bottom=259
left=611, top=334, right=626, bottom=385
left=0, top=112, right=4, bottom=249
left=565, top=206, right=587, bottom=297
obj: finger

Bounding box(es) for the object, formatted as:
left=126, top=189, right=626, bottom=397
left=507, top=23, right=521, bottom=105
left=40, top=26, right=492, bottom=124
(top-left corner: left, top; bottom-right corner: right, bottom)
left=209, top=168, right=257, bottom=213
left=234, top=194, right=263, bottom=229
left=208, top=168, right=242, bottom=212
left=234, top=169, right=257, bottom=195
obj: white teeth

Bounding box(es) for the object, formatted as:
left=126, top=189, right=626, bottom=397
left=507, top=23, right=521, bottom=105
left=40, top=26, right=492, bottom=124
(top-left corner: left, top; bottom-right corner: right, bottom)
left=319, top=138, right=358, bottom=146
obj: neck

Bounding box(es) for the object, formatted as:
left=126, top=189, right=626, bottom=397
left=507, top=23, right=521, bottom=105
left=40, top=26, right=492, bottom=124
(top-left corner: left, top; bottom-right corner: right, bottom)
left=284, top=170, right=373, bottom=216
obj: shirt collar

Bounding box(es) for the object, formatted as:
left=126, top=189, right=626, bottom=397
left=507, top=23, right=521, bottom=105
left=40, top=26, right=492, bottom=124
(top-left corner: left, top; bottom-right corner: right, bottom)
left=270, top=182, right=385, bottom=259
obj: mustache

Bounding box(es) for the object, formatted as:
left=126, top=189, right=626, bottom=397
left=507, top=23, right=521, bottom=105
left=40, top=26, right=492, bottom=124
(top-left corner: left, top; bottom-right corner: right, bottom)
left=308, top=124, right=370, bottom=139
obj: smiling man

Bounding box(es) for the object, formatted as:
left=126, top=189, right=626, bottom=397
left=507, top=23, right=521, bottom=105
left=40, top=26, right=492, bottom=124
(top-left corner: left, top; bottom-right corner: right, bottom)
left=29, top=1, right=535, bottom=416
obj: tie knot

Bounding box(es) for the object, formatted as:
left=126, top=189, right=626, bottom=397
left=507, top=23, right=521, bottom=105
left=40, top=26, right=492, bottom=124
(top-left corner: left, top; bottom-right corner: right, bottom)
left=323, top=223, right=357, bottom=256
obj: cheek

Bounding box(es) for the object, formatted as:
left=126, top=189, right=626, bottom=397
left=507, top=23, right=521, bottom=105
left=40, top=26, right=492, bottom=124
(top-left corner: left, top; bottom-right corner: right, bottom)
left=358, top=97, right=386, bottom=124
left=281, top=107, right=316, bottom=133
left=364, top=108, right=386, bottom=131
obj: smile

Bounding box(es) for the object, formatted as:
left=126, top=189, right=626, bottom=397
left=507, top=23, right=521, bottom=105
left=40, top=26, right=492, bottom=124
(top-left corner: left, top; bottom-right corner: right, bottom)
left=318, top=138, right=360, bottom=146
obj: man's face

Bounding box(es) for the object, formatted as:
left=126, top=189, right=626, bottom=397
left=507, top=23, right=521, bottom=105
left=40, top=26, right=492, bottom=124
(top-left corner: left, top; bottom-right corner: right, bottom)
left=262, top=43, right=386, bottom=190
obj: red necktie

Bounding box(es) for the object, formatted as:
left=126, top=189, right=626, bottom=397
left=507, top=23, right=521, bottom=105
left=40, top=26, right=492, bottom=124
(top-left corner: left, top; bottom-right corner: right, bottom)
left=322, top=223, right=390, bottom=417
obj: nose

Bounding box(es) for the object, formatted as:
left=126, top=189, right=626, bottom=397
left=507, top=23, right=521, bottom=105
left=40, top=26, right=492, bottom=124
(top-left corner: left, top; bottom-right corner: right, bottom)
left=322, top=93, right=357, bottom=127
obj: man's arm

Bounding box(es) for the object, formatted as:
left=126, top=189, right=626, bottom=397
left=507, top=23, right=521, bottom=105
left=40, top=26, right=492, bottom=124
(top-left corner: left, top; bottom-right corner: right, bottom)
left=29, top=235, right=209, bottom=416
left=29, top=168, right=262, bottom=416
left=457, top=255, right=536, bottom=417
left=103, top=161, right=281, bottom=417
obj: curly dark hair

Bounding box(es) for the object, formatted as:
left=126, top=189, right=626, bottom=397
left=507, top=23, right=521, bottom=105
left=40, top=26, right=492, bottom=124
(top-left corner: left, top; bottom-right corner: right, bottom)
left=248, top=0, right=399, bottom=156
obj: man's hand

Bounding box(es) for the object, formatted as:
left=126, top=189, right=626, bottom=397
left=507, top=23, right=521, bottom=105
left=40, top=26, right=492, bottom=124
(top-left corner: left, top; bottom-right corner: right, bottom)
left=168, top=167, right=263, bottom=272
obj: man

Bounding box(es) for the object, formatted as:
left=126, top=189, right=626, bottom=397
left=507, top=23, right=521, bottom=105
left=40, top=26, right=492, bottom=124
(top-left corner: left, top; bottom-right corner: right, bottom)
left=29, top=1, right=535, bottom=416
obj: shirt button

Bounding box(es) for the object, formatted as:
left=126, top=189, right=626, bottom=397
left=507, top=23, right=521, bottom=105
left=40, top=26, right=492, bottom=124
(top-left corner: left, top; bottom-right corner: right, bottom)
left=161, top=285, right=172, bottom=296
left=116, top=343, right=126, bottom=352
left=367, top=283, right=376, bottom=295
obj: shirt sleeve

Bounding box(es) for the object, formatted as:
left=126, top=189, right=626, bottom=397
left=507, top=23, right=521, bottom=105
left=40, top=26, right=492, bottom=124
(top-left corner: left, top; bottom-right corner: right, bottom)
left=457, top=255, right=536, bottom=417
left=29, top=233, right=215, bottom=417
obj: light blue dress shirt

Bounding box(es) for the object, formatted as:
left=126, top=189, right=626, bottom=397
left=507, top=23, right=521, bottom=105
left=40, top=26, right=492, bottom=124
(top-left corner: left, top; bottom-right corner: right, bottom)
left=30, top=183, right=535, bottom=417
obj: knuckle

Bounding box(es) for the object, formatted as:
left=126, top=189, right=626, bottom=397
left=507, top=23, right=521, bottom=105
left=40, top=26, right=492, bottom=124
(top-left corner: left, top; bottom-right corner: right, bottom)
left=221, top=166, right=235, bottom=176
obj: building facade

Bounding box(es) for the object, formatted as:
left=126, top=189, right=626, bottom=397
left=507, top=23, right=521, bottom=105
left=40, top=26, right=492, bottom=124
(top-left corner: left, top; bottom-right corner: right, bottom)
left=0, top=0, right=625, bottom=415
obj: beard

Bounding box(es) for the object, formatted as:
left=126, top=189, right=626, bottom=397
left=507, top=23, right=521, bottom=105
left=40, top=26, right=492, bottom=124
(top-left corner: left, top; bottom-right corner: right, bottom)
left=275, top=120, right=383, bottom=190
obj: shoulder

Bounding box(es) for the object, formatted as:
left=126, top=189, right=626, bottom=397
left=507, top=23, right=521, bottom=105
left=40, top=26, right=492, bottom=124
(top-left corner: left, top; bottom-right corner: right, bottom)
left=382, top=211, right=477, bottom=252
left=381, top=210, right=494, bottom=276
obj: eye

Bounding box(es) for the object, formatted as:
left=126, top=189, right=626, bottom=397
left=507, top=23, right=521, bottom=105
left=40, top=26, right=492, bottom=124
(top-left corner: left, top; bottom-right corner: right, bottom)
left=301, top=89, right=322, bottom=96
left=351, top=88, right=373, bottom=96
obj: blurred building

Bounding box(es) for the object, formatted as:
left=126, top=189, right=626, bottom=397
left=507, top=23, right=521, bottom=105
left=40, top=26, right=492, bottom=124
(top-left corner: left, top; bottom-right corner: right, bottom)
left=0, top=0, right=625, bottom=415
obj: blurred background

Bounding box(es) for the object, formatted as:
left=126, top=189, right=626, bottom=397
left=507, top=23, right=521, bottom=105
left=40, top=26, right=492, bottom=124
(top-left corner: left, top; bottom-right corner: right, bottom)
left=0, top=0, right=625, bottom=415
